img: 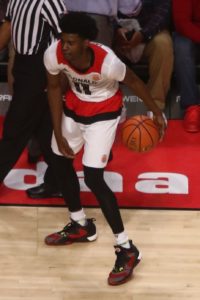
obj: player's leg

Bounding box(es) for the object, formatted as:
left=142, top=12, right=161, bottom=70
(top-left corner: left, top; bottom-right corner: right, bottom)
left=82, top=118, right=141, bottom=285
left=44, top=116, right=97, bottom=245
left=84, top=166, right=141, bottom=285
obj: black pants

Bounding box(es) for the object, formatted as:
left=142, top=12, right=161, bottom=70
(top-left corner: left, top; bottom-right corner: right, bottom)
left=0, top=53, right=57, bottom=184
left=50, top=153, right=124, bottom=234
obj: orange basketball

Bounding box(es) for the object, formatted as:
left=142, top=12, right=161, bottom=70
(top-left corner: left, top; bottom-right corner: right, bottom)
left=122, top=115, right=160, bottom=152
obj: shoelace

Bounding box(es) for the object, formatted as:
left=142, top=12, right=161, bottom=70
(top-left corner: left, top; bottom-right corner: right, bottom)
left=60, top=218, right=96, bottom=235
left=59, top=221, right=77, bottom=236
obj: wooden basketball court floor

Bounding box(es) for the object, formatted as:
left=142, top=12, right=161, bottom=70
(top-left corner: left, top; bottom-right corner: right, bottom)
left=0, top=205, right=200, bottom=300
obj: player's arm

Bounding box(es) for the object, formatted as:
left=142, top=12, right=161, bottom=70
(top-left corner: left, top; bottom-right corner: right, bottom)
left=46, top=71, right=75, bottom=158
left=46, top=71, right=63, bottom=140
left=122, top=66, right=161, bottom=116
left=0, top=21, right=11, bottom=50
left=122, top=66, right=166, bottom=135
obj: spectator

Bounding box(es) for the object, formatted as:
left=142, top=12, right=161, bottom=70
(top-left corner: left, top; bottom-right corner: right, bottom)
left=173, top=0, right=200, bottom=132
left=0, top=0, right=66, bottom=190
left=0, top=0, right=43, bottom=165
left=26, top=0, right=139, bottom=199
left=115, top=0, right=174, bottom=111
left=43, top=12, right=166, bottom=286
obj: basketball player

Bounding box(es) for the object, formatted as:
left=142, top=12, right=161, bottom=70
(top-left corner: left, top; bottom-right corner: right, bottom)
left=44, top=12, right=166, bottom=286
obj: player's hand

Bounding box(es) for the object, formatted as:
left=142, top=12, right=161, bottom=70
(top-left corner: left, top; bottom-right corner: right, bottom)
left=153, top=113, right=167, bottom=141
left=57, top=136, right=75, bottom=159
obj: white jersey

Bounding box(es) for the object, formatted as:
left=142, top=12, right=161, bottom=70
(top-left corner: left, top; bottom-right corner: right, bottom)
left=44, top=40, right=126, bottom=123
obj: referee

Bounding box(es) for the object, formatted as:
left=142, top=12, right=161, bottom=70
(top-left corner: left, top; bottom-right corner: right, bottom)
left=0, top=0, right=66, bottom=187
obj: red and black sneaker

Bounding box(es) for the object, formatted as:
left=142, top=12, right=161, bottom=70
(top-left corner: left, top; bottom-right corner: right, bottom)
left=108, top=240, right=141, bottom=286
left=45, top=218, right=97, bottom=245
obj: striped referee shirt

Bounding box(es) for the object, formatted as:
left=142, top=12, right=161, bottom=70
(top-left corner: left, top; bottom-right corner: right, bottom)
left=5, top=0, right=66, bottom=55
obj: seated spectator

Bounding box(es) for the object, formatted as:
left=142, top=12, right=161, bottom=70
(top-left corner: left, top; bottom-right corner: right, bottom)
left=114, top=0, right=174, bottom=111
left=173, top=0, right=200, bottom=133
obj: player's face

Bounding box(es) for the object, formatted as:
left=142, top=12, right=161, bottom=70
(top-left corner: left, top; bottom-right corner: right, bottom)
left=61, top=33, right=88, bottom=62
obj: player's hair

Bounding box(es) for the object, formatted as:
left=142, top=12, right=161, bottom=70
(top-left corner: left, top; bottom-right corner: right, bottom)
left=59, top=12, right=98, bottom=41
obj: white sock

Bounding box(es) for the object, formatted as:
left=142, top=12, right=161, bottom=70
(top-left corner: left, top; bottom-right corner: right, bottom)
left=70, top=209, right=87, bottom=226
left=115, top=231, right=130, bottom=249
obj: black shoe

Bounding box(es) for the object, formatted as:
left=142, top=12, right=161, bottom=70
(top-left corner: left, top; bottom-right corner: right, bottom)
left=108, top=240, right=142, bottom=286
left=26, top=183, right=63, bottom=199
left=45, top=218, right=97, bottom=245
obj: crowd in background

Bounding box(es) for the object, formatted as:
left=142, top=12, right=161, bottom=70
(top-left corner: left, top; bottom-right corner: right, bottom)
left=1, top=1, right=200, bottom=134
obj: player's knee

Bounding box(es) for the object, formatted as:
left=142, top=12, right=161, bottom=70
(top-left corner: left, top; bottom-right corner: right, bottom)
left=84, top=168, right=97, bottom=190
left=84, top=166, right=104, bottom=191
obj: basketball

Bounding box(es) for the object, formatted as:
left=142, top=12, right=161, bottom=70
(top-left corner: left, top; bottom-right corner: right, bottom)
left=122, top=115, right=160, bottom=152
